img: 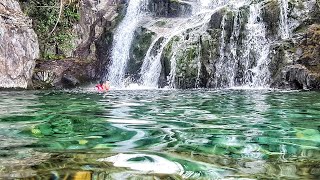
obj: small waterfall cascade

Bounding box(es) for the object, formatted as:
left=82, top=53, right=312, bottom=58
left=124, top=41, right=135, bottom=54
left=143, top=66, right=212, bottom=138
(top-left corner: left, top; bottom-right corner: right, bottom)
left=242, top=4, right=270, bottom=87
left=279, top=0, right=290, bottom=39
left=105, top=0, right=294, bottom=89
left=107, top=0, right=148, bottom=88
left=139, top=37, right=171, bottom=87
left=206, top=1, right=270, bottom=88
left=213, top=15, right=232, bottom=87
left=139, top=0, right=222, bottom=88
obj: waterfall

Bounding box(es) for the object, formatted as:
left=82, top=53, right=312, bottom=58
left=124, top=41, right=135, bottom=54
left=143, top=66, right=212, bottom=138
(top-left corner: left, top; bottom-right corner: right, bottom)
left=105, top=0, right=293, bottom=89
left=241, top=3, right=270, bottom=87
left=279, top=0, right=290, bottom=39
left=168, top=51, right=178, bottom=88
left=208, top=1, right=270, bottom=88
left=140, top=37, right=170, bottom=87
left=140, top=1, right=226, bottom=88
left=195, top=39, right=202, bottom=88
left=213, top=15, right=231, bottom=87
left=199, top=0, right=211, bottom=7
left=107, top=0, right=147, bottom=88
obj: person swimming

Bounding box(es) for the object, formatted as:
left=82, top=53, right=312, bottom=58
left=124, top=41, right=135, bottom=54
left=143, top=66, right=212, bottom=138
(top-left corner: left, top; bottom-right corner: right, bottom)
left=96, top=80, right=110, bottom=91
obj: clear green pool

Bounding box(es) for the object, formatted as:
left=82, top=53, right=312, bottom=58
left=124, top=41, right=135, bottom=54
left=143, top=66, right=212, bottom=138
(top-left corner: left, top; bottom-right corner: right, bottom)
left=0, top=89, right=319, bottom=179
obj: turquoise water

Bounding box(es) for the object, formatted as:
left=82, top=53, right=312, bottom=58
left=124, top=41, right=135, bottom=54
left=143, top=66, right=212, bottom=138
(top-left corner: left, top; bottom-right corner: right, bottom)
left=0, top=89, right=319, bottom=179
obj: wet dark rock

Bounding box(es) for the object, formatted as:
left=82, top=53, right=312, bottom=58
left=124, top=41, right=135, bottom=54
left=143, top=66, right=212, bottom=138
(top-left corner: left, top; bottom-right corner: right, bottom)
left=272, top=64, right=320, bottom=89
left=72, top=0, right=120, bottom=79
left=32, top=58, right=99, bottom=89
left=72, top=0, right=118, bottom=59
left=95, top=29, right=114, bottom=80
left=208, top=10, right=225, bottom=29
left=127, top=27, right=156, bottom=81
left=148, top=0, right=192, bottom=17
left=271, top=24, right=320, bottom=90
left=261, top=0, right=281, bottom=38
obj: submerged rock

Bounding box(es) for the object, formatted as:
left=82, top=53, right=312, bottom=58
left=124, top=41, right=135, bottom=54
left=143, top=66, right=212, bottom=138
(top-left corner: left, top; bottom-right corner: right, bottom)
left=0, top=0, right=39, bottom=89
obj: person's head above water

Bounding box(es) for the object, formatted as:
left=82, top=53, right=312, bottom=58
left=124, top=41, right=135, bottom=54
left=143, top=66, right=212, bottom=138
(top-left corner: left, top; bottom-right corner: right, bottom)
left=103, top=81, right=110, bottom=90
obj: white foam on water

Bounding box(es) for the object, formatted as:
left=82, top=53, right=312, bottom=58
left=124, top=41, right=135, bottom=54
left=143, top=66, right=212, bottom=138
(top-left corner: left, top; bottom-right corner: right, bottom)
left=227, top=85, right=273, bottom=90
left=108, top=119, right=154, bottom=124
left=99, top=153, right=184, bottom=175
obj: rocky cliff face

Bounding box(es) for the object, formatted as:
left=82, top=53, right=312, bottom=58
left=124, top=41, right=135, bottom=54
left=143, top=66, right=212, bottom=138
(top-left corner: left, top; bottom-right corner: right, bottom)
left=270, top=7, right=320, bottom=90
left=73, top=0, right=118, bottom=60
left=31, top=0, right=119, bottom=89
left=0, top=0, right=39, bottom=88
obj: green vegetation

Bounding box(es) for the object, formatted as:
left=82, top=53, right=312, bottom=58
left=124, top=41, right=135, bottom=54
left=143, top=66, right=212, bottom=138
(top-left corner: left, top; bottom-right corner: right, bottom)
left=19, top=0, right=80, bottom=59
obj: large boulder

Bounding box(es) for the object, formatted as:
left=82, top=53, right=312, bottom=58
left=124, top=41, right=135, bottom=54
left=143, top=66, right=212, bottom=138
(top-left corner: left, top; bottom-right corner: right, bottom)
left=0, top=0, right=39, bottom=88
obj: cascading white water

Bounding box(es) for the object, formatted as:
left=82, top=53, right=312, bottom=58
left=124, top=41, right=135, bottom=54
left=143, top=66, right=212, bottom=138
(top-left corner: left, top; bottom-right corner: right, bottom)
left=214, top=15, right=230, bottom=87
left=140, top=37, right=170, bottom=87
left=195, top=38, right=202, bottom=88
left=228, top=9, right=242, bottom=85
left=201, top=1, right=270, bottom=88
left=168, top=51, right=178, bottom=88
left=107, top=0, right=147, bottom=88
left=279, top=0, right=290, bottom=39
left=199, top=0, right=211, bottom=7
left=106, top=0, right=293, bottom=89
left=200, top=1, right=246, bottom=88
left=241, top=3, right=270, bottom=87
left=140, top=1, right=229, bottom=88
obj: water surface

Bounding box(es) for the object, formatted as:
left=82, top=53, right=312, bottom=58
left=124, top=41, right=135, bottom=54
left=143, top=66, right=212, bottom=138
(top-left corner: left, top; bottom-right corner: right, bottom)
left=0, top=89, right=319, bottom=179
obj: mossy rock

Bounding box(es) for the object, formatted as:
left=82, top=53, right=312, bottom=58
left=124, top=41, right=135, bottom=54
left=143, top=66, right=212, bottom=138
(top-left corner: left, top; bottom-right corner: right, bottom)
left=175, top=45, right=200, bottom=88
left=127, top=27, right=156, bottom=80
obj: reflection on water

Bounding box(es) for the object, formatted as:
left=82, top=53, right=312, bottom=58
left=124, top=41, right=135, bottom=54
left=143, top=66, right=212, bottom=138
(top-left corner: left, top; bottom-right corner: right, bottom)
left=0, top=89, right=319, bottom=179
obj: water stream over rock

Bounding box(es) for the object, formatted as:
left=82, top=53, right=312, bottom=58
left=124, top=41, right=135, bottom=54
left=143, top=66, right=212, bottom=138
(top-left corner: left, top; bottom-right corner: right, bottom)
left=106, top=0, right=318, bottom=89
left=107, top=0, right=148, bottom=88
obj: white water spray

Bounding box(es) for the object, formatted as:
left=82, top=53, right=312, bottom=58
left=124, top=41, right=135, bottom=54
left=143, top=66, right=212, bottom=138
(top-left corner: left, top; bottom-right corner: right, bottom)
left=106, top=0, right=293, bottom=89
left=140, top=1, right=227, bottom=88
left=107, top=0, right=147, bottom=88
left=140, top=37, right=170, bottom=87
left=242, top=3, right=270, bottom=87
left=279, top=0, right=290, bottom=39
